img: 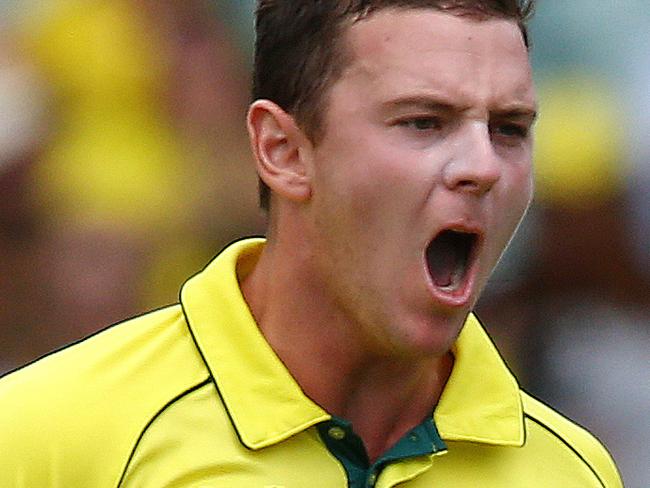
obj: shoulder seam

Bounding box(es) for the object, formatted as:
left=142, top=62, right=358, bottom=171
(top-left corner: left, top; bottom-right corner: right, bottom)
left=115, top=377, right=212, bottom=488
left=524, top=413, right=606, bottom=488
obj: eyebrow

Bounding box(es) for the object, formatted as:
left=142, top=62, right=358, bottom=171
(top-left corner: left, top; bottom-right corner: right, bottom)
left=383, top=95, right=538, bottom=121
left=492, top=105, right=538, bottom=121
left=383, top=96, right=457, bottom=113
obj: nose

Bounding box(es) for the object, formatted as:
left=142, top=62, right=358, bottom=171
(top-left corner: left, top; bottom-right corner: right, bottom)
left=442, top=122, right=501, bottom=196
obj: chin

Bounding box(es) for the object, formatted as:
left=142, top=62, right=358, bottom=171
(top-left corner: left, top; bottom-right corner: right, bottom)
left=394, top=314, right=465, bottom=358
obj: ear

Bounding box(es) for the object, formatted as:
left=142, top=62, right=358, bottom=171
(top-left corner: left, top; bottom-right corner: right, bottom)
left=247, top=99, right=313, bottom=204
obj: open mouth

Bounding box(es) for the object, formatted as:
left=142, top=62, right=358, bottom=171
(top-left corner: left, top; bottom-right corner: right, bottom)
left=426, top=230, right=478, bottom=292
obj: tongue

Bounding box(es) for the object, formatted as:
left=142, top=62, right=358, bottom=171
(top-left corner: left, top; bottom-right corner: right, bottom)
left=427, top=235, right=458, bottom=288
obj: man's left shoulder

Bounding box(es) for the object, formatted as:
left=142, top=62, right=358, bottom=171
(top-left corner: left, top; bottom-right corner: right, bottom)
left=521, top=391, right=623, bottom=488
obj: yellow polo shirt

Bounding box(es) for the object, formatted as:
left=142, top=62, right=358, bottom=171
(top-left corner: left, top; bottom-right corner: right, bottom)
left=0, top=239, right=622, bottom=487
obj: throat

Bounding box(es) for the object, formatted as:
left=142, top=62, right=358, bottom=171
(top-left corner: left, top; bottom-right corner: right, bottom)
left=332, top=352, right=454, bottom=463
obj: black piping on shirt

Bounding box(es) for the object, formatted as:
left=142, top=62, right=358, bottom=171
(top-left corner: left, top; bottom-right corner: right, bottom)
left=116, top=378, right=212, bottom=488
left=524, top=413, right=607, bottom=488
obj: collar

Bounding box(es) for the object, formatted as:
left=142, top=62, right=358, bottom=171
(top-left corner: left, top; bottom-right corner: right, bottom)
left=434, top=314, right=525, bottom=446
left=180, top=238, right=330, bottom=450
left=181, top=238, right=524, bottom=450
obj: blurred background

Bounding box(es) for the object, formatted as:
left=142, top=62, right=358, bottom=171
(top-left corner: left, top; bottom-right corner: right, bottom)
left=0, top=1, right=647, bottom=486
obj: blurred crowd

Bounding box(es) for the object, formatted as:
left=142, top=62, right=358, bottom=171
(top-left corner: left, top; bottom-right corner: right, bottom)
left=0, top=1, right=648, bottom=486
left=0, top=0, right=263, bottom=371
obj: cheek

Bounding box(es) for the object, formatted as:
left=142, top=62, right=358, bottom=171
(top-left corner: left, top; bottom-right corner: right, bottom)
left=500, top=164, right=534, bottom=230
left=516, top=163, right=534, bottom=208
left=316, top=141, right=416, bottom=206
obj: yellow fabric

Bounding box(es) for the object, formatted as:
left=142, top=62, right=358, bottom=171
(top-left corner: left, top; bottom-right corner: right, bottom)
left=0, top=238, right=623, bottom=487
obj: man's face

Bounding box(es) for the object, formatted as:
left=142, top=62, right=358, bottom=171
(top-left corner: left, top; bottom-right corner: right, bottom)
left=304, top=9, right=536, bottom=357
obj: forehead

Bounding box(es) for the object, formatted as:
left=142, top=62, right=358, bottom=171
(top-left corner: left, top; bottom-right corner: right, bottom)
left=337, top=8, right=534, bottom=107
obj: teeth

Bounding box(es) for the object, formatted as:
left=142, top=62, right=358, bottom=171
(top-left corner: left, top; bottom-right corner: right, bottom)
left=439, top=266, right=464, bottom=292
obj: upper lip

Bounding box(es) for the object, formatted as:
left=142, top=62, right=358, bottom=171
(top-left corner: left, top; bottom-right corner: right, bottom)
left=438, top=220, right=484, bottom=238
left=433, top=216, right=485, bottom=241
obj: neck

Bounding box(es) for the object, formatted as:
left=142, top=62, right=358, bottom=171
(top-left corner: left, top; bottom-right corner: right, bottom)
left=240, top=233, right=454, bottom=462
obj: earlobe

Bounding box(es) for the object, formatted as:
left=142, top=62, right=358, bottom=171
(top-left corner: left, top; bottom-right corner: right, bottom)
left=247, top=100, right=313, bottom=204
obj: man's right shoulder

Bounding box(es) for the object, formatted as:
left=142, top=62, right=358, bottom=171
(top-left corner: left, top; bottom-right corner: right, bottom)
left=0, top=305, right=210, bottom=487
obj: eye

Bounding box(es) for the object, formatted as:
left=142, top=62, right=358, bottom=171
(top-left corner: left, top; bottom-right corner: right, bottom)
left=492, top=122, right=529, bottom=139
left=398, top=116, right=442, bottom=131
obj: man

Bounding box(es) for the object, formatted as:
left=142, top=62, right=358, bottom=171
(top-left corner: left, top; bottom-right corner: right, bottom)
left=0, top=1, right=623, bottom=486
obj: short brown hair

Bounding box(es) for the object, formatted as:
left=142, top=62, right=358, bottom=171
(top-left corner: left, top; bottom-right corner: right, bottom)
left=253, top=0, right=535, bottom=210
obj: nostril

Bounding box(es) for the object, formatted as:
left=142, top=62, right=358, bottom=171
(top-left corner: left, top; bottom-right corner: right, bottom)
left=458, top=180, right=477, bottom=188
left=456, top=179, right=489, bottom=195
